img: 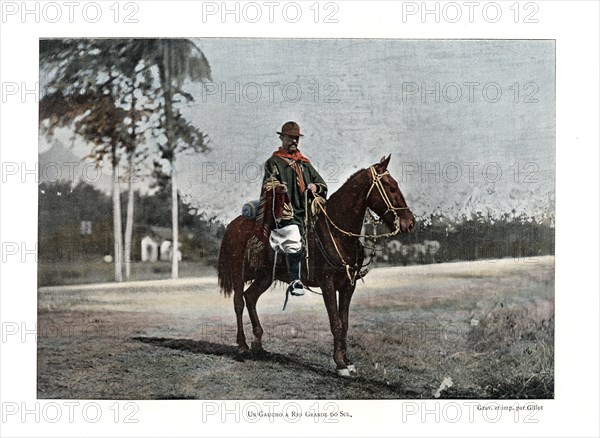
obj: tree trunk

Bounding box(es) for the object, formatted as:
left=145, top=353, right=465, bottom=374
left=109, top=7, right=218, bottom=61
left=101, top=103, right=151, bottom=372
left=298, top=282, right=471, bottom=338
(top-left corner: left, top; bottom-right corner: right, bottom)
left=112, top=151, right=124, bottom=282
left=124, top=84, right=138, bottom=281
left=171, top=161, right=179, bottom=279
left=124, top=155, right=135, bottom=281
left=160, top=41, right=180, bottom=280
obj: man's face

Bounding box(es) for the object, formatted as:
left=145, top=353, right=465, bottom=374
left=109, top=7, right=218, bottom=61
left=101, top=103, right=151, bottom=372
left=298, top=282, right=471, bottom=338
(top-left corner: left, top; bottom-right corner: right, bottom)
left=280, top=135, right=300, bottom=152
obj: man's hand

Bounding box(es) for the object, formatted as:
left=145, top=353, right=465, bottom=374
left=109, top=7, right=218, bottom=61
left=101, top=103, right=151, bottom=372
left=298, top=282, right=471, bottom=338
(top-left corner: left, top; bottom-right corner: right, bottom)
left=307, top=183, right=317, bottom=194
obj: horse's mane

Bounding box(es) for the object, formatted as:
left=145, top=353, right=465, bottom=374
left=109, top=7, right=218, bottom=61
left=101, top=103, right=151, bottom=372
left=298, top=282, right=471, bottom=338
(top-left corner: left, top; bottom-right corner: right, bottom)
left=345, top=167, right=367, bottom=182
left=327, top=167, right=368, bottom=204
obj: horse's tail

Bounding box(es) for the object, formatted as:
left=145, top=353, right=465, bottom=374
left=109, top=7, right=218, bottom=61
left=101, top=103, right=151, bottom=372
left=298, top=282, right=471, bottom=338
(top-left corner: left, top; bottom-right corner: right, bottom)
left=217, top=232, right=234, bottom=297
left=218, top=217, right=250, bottom=297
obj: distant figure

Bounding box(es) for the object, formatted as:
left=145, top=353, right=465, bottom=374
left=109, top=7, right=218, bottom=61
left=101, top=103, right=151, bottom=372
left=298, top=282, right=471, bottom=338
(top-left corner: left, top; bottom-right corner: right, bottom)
left=160, top=241, right=172, bottom=261
left=386, top=239, right=402, bottom=265
left=423, top=240, right=441, bottom=263
left=261, top=121, right=327, bottom=298
left=160, top=240, right=182, bottom=262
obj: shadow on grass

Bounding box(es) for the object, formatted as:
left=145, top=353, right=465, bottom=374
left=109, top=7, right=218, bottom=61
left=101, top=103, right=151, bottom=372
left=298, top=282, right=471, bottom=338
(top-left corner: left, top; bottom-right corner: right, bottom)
left=132, top=336, right=422, bottom=399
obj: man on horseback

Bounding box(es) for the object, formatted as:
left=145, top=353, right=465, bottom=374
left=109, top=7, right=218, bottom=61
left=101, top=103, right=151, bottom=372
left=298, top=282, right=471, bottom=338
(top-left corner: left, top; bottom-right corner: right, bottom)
left=262, top=121, right=327, bottom=297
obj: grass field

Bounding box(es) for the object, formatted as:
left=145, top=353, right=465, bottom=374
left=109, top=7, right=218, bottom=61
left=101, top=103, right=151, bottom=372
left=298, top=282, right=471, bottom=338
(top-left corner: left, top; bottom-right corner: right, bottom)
left=37, top=256, right=554, bottom=399
left=38, top=260, right=217, bottom=287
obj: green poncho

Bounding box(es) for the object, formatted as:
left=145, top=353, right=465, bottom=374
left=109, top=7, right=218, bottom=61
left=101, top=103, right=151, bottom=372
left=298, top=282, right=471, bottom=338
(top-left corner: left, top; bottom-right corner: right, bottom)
left=262, top=154, right=327, bottom=232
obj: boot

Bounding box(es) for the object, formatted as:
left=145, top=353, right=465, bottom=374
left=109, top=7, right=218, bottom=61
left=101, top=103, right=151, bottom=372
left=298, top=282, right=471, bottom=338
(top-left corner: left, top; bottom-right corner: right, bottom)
left=285, top=252, right=305, bottom=296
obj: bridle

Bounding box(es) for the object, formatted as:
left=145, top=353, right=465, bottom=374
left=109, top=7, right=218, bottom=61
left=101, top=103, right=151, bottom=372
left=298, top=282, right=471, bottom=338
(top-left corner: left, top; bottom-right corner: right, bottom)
left=315, top=165, right=411, bottom=239
left=365, top=165, right=411, bottom=229
left=310, top=165, right=411, bottom=285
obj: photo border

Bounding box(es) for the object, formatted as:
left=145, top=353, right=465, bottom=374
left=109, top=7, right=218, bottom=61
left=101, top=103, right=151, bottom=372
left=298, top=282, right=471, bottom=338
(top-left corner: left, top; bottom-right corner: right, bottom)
left=1, top=1, right=598, bottom=437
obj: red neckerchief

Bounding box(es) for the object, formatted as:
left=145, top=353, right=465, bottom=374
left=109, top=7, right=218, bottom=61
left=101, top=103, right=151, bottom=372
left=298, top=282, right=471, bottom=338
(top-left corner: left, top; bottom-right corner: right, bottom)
left=272, top=147, right=311, bottom=163
left=272, top=147, right=310, bottom=192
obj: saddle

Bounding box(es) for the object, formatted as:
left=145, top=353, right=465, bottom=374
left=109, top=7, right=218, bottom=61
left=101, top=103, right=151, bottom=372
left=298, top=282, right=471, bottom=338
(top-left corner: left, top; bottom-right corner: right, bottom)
left=244, top=177, right=292, bottom=269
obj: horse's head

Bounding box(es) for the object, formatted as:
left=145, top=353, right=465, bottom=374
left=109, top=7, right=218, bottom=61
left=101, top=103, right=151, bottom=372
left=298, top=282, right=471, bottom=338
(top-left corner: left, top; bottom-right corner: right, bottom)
left=366, top=155, right=414, bottom=234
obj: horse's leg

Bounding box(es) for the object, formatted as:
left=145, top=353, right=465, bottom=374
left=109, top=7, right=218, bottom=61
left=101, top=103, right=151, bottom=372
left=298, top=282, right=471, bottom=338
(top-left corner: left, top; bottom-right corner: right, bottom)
left=243, top=272, right=273, bottom=352
left=338, top=281, right=356, bottom=373
left=233, top=277, right=249, bottom=353
left=320, top=278, right=349, bottom=376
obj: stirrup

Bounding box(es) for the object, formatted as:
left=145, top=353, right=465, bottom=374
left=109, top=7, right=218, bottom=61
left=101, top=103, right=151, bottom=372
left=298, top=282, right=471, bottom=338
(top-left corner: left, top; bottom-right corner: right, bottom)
left=282, top=280, right=305, bottom=311
left=288, top=280, right=305, bottom=296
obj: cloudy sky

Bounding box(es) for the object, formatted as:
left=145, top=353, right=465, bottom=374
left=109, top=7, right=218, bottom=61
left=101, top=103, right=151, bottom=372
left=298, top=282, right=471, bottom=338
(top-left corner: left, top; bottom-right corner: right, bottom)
left=41, top=39, right=555, bottom=223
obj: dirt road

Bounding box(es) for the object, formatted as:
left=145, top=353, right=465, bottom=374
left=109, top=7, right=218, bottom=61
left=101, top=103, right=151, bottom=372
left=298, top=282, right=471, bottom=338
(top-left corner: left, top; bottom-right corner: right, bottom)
left=38, top=257, right=554, bottom=399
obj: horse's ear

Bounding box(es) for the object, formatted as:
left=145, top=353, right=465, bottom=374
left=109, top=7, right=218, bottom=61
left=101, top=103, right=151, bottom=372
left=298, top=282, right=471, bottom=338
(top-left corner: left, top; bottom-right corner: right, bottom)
left=377, top=154, right=391, bottom=170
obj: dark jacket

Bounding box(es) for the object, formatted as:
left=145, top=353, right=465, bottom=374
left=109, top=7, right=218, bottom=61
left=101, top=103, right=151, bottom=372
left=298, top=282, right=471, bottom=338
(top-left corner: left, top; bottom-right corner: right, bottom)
left=262, top=154, right=327, bottom=231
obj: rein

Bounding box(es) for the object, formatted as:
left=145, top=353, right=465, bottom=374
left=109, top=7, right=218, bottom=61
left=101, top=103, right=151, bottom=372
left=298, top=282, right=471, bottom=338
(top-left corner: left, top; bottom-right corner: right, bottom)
left=311, top=165, right=410, bottom=284
left=314, top=166, right=410, bottom=239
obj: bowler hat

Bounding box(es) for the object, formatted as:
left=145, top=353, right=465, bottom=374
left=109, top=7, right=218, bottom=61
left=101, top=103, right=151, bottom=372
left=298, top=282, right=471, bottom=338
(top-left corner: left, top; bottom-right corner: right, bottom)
left=277, top=121, right=304, bottom=137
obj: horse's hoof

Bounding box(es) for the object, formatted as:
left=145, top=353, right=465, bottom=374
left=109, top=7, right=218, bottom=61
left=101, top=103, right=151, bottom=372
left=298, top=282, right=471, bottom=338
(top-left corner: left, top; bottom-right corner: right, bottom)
left=238, top=344, right=250, bottom=354
left=336, top=368, right=351, bottom=378
left=347, top=364, right=357, bottom=374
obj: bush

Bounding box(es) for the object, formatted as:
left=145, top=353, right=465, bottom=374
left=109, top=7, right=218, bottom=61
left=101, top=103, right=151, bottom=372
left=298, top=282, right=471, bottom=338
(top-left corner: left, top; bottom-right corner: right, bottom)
left=468, top=301, right=554, bottom=398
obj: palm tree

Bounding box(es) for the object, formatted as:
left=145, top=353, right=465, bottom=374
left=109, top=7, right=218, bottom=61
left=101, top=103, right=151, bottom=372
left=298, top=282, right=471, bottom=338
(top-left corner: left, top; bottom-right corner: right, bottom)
left=122, top=62, right=157, bottom=281
left=40, top=39, right=211, bottom=281
left=123, top=86, right=138, bottom=281
left=151, top=39, right=212, bottom=279
left=40, top=40, right=146, bottom=282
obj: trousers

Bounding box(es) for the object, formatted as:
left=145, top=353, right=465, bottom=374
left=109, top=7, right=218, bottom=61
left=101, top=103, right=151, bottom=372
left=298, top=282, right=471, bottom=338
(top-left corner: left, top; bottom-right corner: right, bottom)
left=269, top=224, right=302, bottom=254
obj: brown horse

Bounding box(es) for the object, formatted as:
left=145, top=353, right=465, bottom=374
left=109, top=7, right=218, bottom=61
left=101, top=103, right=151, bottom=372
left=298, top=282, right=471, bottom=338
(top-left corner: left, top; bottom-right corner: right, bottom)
left=217, top=155, right=414, bottom=376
